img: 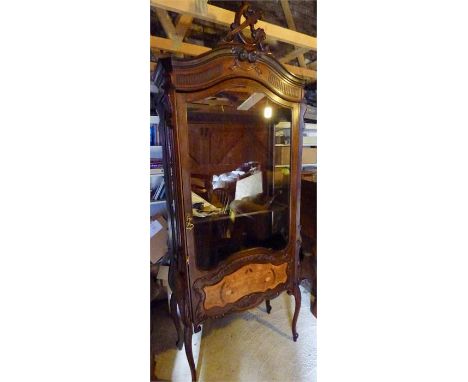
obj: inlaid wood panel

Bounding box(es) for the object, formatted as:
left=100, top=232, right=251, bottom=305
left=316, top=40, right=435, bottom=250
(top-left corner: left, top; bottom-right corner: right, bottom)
left=203, top=262, right=288, bottom=310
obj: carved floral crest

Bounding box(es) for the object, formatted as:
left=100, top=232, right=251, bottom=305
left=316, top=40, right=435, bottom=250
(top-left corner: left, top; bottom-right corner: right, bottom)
left=219, top=1, right=270, bottom=74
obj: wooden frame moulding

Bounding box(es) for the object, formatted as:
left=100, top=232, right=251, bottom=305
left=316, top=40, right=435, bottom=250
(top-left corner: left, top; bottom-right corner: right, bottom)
left=150, top=37, right=317, bottom=81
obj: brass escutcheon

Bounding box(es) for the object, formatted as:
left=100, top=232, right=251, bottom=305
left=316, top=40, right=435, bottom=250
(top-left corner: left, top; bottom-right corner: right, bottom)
left=185, top=215, right=194, bottom=230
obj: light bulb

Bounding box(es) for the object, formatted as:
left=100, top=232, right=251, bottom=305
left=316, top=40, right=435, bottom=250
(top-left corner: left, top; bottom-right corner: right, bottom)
left=264, top=106, right=272, bottom=119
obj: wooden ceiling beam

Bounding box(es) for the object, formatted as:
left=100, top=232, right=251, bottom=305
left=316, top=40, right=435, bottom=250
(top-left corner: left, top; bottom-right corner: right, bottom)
left=151, top=36, right=210, bottom=56
left=174, top=14, right=193, bottom=42
left=280, top=0, right=297, bottom=31
left=150, top=37, right=316, bottom=81
left=237, top=92, right=265, bottom=111
left=280, top=0, right=306, bottom=67
left=279, top=47, right=310, bottom=65
left=150, top=0, right=317, bottom=51
left=173, top=14, right=194, bottom=53
left=155, top=8, right=176, bottom=40
left=156, top=10, right=195, bottom=55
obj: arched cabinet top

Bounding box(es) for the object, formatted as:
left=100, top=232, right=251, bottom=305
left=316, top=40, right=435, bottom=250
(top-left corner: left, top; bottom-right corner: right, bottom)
left=153, top=2, right=306, bottom=103
left=154, top=46, right=306, bottom=103
left=154, top=47, right=305, bottom=103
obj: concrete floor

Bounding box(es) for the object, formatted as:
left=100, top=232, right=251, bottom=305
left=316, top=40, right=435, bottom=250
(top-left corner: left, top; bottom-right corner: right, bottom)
left=151, top=285, right=316, bottom=382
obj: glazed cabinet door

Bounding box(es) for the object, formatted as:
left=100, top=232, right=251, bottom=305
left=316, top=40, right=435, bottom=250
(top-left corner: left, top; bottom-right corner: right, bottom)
left=175, top=79, right=301, bottom=323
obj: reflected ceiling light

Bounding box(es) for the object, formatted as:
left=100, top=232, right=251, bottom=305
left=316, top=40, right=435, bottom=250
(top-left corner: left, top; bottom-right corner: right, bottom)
left=264, top=105, right=272, bottom=119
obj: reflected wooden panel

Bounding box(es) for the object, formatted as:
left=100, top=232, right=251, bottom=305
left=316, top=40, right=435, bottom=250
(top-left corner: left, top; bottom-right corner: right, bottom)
left=188, top=91, right=292, bottom=271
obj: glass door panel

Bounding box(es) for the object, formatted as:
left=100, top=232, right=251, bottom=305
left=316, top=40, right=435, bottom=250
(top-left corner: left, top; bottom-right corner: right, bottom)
left=186, top=85, right=292, bottom=270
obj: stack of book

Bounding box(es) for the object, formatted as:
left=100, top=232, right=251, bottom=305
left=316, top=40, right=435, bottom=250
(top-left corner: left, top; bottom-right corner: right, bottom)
left=150, top=123, right=163, bottom=146
left=151, top=179, right=166, bottom=202
left=151, top=158, right=163, bottom=170
left=151, top=168, right=164, bottom=175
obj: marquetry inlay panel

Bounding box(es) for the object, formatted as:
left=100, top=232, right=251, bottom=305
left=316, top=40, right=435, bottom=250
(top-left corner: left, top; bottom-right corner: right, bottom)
left=203, top=262, right=288, bottom=310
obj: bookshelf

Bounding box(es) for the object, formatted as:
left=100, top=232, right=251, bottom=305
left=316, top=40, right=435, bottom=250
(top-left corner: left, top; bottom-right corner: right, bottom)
left=150, top=115, right=166, bottom=217
left=272, top=118, right=317, bottom=177
left=302, top=113, right=317, bottom=174
left=274, top=122, right=291, bottom=166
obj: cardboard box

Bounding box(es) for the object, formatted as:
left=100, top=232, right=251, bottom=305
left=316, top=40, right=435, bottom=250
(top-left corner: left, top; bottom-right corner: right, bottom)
left=150, top=215, right=168, bottom=264
left=302, top=147, right=317, bottom=165
left=303, top=135, right=317, bottom=145
left=275, top=146, right=291, bottom=165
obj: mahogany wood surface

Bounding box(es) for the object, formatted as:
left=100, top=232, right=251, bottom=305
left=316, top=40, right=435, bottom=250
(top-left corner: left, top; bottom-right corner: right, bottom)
left=153, top=4, right=307, bottom=380
left=300, top=177, right=317, bottom=317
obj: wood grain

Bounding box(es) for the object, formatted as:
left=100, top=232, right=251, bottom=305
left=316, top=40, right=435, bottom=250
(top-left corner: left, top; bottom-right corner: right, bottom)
left=188, top=122, right=268, bottom=177
left=154, top=4, right=305, bottom=377
left=203, top=263, right=288, bottom=310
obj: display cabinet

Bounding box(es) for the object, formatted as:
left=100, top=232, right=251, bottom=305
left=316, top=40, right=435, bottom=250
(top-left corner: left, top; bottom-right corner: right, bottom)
left=153, top=3, right=305, bottom=380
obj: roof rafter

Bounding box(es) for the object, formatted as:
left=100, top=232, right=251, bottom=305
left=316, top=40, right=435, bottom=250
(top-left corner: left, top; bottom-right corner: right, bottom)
left=155, top=8, right=176, bottom=40
left=150, top=0, right=317, bottom=50
left=279, top=47, right=310, bottom=65
left=280, top=0, right=307, bottom=67
left=174, top=14, right=193, bottom=42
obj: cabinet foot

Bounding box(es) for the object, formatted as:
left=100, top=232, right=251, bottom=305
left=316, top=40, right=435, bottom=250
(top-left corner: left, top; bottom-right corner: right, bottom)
left=266, top=299, right=272, bottom=314
left=169, top=293, right=183, bottom=350
left=184, top=324, right=197, bottom=381
left=290, top=284, right=301, bottom=342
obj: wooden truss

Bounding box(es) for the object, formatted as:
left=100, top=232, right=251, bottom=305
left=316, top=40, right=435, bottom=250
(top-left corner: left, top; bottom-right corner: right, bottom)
left=151, top=0, right=317, bottom=81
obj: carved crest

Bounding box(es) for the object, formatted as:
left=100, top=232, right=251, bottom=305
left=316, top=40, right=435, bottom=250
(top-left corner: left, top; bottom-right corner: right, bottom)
left=220, top=1, right=269, bottom=66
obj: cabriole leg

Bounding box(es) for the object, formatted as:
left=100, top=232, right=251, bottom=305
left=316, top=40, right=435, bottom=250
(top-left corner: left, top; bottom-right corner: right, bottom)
left=169, top=293, right=183, bottom=350
left=290, top=284, right=301, bottom=342
left=183, top=324, right=197, bottom=381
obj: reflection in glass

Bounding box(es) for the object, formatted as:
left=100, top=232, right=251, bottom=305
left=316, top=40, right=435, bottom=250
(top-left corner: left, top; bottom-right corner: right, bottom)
left=187, top=85, right=292, bottom=270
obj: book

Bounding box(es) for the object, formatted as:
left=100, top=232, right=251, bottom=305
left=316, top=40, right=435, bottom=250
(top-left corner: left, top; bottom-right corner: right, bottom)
left=152, top=179, right=165, bottom=201
left=154, top=183, right=162, bottom=201
left=157, top=183, right=166, bottom=200
left=150, top=125, right=156, bottom=146
left=150, top=158, right=163, bottom=169
left=150, top=123, right=163, bottom=146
